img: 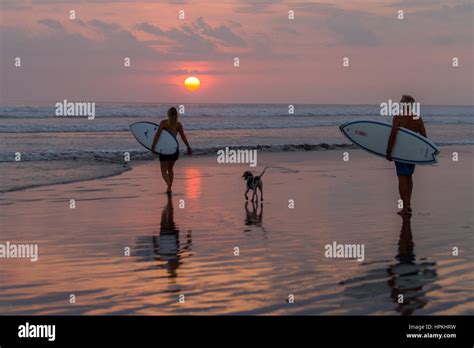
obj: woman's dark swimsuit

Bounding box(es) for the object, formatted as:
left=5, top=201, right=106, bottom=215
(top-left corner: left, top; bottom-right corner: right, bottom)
left=158, top=129, right=179, bottom=162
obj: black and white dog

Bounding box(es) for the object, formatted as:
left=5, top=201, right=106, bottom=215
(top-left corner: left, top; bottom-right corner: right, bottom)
left=242, top=167, right=268, bottom=201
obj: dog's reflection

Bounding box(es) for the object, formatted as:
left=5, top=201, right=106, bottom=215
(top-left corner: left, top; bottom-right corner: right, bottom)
left=244, top=201, right=266, bottom=234
left=133, top=194, right=192, bottom=278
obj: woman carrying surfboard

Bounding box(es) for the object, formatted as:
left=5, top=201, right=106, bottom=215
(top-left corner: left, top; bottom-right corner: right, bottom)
left=386, top=95, right=427, bottom=215
left=151, top=107, right=192, bottom=194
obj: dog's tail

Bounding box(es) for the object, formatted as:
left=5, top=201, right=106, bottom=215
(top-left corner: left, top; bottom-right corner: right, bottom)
left=258, top=166, right=269, bottom=177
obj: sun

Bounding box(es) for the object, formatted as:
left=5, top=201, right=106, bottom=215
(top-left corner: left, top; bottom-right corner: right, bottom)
left=184, top=76, right=201, bottom=91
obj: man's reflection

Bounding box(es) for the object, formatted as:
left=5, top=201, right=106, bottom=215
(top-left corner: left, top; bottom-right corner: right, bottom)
left=387, top=214, right=438, bottom=315
left=338, top=214, right=438, bottom=315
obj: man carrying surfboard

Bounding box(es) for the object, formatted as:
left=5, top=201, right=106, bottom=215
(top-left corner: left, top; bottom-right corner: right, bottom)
left=151, top=107, right=192, bottom=194
left=386, top=95, right=427, bottom=215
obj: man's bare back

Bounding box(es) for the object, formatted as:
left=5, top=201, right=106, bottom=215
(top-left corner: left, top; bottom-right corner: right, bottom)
left=387, top=116, right=427, bottom=157
left=393, top=115, right=426, bottom=135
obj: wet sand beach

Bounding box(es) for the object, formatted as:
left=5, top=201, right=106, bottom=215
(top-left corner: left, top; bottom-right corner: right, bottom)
left=0, top=146, right=473, bottom=315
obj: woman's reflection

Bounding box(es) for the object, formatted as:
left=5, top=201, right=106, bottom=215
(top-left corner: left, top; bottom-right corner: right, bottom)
left=134, top=194, right=192, bottom=279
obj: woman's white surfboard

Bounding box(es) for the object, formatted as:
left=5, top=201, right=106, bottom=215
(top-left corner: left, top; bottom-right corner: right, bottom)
left=130, top=122, right=179, bottom=155
left=339, top=120, right=439, bottom=164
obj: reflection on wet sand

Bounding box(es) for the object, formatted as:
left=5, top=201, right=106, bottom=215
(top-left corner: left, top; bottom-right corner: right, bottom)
left=339, top=214, right=438, bottom=315
left=387, top=214, right=438, bottom=315
left=185, top=168, right=202, bottom=200
left=133, top=194, right=192, bottom=279
left=244, top=201, right=266, bottom=233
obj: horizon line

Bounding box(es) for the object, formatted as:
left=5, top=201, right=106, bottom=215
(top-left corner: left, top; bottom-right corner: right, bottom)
left=1, top=101, right=473, bottom=108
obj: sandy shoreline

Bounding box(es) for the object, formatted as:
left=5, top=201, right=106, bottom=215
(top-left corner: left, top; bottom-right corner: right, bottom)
left=1, top=143, right=470, bottom=193
left=0, top=160, right=132, bottom=193
left=0, top=146, right=473, bottom=315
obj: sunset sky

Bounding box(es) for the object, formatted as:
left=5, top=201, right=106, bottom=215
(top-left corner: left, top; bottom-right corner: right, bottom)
left=1, top=0, right=472, bottom=105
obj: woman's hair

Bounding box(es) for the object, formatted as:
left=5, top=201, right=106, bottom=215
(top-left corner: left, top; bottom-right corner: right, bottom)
left=167, top=107, right=178, bottom=129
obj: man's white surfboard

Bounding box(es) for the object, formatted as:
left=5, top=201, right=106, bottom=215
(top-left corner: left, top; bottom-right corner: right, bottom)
left=339, top=120, right=439, bottom=164
left=130, top=122, right=179, bottom=155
